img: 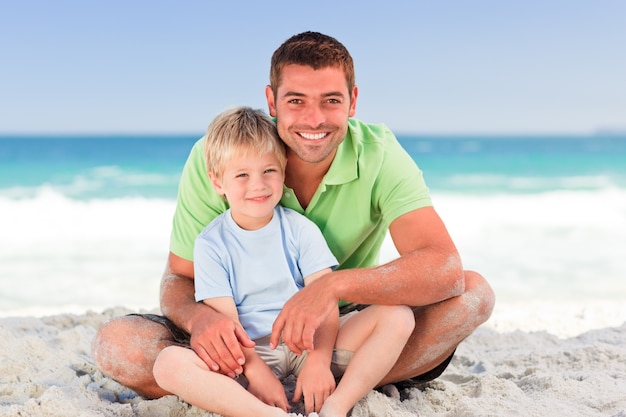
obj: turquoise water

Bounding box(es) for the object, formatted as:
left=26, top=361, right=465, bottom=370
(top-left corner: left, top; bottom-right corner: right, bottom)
left=400, top=134, right=626, bottom=193
left=2, top=134, right=625, bottom=199
left=0, top=135, right=197, bottom=199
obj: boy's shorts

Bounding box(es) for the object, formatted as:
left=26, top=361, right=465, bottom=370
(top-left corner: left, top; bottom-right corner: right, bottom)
left=131, top=306, right=454, bottom=384
left=252, top=334, right=352, bottom=381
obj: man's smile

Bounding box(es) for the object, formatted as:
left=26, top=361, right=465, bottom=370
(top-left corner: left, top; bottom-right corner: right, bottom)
left=299, top=132, right=329, bottom=140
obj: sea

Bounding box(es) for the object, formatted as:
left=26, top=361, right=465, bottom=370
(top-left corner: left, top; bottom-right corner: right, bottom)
left=1, top=133, right=625, bottom=336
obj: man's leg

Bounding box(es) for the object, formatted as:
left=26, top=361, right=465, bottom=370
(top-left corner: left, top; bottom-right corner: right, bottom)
left=91, top=315, right=181, bottom=398
left=379, top=270, right=495, bottom=385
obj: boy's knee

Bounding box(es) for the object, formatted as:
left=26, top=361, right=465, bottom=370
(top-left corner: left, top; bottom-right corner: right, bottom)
left=397, top=305, right=416, bottom=334
left=152, top=346, right=177, bottom=387
left=380, top=305, right=416, bottom=337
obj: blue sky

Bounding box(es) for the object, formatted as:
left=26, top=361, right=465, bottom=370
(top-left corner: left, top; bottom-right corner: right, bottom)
left=1, top=1, right=625, bottom=135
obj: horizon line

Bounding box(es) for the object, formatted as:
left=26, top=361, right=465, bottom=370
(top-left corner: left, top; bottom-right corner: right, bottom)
left=1, top=129, right=625, bottom=138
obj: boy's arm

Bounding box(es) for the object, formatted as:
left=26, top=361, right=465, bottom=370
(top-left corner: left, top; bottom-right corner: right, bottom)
left=293, top=268, right=338, bottom=414
left=203, top=297, right=290, bottom=411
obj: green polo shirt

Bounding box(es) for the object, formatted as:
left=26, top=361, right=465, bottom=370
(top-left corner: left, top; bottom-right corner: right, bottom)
left=170, top=118, right=432, bottom=269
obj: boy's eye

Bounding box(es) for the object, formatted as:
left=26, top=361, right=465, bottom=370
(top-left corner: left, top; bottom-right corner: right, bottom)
left=235, top=173, right=248, bottom=178
left=264, top=168, right=277, bottom=174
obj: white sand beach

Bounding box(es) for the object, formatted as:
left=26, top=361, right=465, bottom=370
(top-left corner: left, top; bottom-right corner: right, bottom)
left=1, top=303, right=625, bottom=417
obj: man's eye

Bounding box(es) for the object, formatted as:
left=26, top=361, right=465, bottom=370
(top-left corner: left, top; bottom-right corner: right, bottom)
left=288, top=99, right=302, bottom=104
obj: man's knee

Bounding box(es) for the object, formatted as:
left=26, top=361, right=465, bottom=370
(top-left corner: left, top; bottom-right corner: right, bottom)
left=91, top=315, right=172, bottom=385
left=92, top=317, right=136, bottom=377
left=463, top=270, right=496, bottom=325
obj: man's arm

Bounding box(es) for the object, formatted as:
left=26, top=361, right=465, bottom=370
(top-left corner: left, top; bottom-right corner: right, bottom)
left=292, top=303, right=338, bottom=414
left=160, top=252, right=254, bottom=377
left=271, top=206, right=464, bottom=354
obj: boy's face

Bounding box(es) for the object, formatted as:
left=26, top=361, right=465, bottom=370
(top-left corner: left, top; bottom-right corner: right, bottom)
left=209, top=151, right=284, bottom=231
left=265, top=64, right=358, bottom=165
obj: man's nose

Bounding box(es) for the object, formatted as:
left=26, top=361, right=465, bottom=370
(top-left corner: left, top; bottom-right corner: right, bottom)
left=302, top=103, right=325, bottom=127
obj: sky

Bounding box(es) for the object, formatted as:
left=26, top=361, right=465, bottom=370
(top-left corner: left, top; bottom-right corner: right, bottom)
left=1, top=1, right=625, bottom=135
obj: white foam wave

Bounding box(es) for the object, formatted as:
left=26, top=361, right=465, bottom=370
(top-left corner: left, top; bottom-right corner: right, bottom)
left=1, top=187, right=624, bottom=336
left=0, top=167, right=180, bottom=199
left=441, top=173, right=623, bottom=191
left=430, top=188, right=626, bottom=305
left=0, top=188, right=176, bottom=315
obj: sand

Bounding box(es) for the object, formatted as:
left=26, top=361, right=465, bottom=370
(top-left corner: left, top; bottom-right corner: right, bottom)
left=1, top=306, right=625, bottom=417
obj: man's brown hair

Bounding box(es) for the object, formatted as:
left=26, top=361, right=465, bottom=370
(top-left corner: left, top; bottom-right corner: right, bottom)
left=269, top=31, right=355, bottom=95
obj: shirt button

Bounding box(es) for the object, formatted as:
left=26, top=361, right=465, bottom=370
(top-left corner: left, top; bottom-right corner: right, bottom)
left=284, top=192, right=291, bottom=198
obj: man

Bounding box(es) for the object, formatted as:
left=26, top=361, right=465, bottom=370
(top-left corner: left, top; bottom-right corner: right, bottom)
left=92, top=31, right=495, bottom=400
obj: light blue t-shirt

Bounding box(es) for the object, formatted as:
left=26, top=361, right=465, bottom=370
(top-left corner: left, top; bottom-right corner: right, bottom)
left=194, top=206, right=338, bottom=340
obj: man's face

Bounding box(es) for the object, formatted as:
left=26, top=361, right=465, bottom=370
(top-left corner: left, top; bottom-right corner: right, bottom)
left=266, top=64, right=358, bottom=165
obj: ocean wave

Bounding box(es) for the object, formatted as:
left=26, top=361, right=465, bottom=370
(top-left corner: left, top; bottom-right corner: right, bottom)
left=0, top=187, right=176, bottom=244
left=431, top=173, right=626, bottom=193
left=1, top=187, right=624, bottom=317
left=0, top=165, right=181, bottom=200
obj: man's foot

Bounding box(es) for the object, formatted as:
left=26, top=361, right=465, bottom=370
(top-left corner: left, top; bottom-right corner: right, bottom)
left=377, top=378, right=431, bottom=401
left=391, top=377, right=429, bottom=391
left=378, top=384, right=400, bottom=400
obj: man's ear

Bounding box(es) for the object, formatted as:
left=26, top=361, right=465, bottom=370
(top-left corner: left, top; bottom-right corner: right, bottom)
left=349, top=85, right=358, bottom=118
left=265, top=85, right=277, bottom=117
left=208, top=172, right=225, bottom=196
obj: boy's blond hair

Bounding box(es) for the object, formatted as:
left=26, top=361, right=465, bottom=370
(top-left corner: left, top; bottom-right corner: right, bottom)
left=204, top=106, right=286, bottom=177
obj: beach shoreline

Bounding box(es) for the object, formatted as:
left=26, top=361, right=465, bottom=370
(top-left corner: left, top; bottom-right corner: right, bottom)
left=1, top=306, right=624, bottom=417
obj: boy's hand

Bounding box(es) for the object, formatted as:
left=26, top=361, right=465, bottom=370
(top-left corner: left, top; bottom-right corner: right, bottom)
left=293, top=359, right=336, bottom=414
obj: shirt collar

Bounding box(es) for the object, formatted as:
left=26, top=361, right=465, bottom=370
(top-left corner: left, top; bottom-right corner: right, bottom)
left=324, top=121, right=358, bottom=186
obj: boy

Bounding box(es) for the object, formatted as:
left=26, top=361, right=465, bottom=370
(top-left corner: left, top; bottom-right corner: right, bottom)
left=152, top=106, right=415, bottom=417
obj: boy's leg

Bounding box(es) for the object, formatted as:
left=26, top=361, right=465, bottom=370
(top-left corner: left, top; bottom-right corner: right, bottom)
left=154, top=346, right=288, bottom=417
left=321, top=305, right=415, bottom=417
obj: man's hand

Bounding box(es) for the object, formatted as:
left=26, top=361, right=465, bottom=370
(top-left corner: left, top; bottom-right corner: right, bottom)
left=189, top=308, right=255, bottom=378
left=270, top=275, right=338, bottom=354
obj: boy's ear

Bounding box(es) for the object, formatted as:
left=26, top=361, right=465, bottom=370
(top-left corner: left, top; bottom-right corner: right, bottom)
left=208, top=172, right=225, bottom=195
